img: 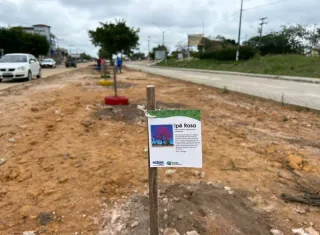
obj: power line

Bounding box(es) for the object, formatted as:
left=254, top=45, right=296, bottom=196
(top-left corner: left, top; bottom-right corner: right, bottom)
left=243, top=0, right=290, bottom=11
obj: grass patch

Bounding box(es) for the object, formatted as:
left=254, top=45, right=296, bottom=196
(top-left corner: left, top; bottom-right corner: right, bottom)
left=158, top=55, right=320, bottom=78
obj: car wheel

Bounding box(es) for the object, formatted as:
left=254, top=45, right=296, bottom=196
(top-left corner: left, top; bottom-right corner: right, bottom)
left=27, top=71, right=32, bottom=81
left=37, top=69, right=41, bottom=79
left=0, top=79, right=2, bottom=83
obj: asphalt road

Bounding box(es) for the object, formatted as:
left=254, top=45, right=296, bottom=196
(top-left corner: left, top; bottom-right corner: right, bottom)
left=126, top=63, right=320, bottom=110
left=0, top=63, right=91, bottom=91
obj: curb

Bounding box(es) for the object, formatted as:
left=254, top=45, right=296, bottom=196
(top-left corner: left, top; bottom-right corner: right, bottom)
left=151, top=66, right=320, bottom=85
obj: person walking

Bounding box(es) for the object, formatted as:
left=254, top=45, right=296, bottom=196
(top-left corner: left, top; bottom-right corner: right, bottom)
left=97, top=57, right=102, bottom=72
left=116, top=56, right=123, bottom=73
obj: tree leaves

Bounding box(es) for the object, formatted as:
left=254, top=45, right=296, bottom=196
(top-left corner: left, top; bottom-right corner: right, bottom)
left=0, top=27, right=50, bottom=56
left=88, top=19, right=139, bottom=59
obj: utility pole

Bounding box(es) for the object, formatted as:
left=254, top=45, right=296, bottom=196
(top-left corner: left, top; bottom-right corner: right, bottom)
left=258, top=17, right=268, bottom=54
left=312, top=24, right=317, bottom=49
left=148, top=36, right=150, bottom=61
left=162, top=31, right=164, bottom=46
left=236, top=0, right=244, bottom=61
left=202, top=19, right=204, bottom=36
left=187, top=35, right=190, bottom=61
left=202, top=20, right=205, bottom=53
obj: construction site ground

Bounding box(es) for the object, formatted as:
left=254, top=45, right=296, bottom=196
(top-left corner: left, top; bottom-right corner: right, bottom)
left=0, top=64, right=319, bottom=235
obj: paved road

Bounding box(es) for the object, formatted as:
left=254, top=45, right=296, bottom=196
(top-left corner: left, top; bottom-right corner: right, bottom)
left=127, top=63, right=320, bottom=110
left=0, top=63, right=92, bottom=91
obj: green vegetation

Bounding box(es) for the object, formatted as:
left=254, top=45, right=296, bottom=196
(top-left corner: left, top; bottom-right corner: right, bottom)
left=80, top=52, right=92, bottom=60
left=158, top=55, right=320, bottom=78
left=164, top=24, right=320, bottom=78
left=0, top=27, right=50, bottom=56
left=89, top=19, right=139, bottom=61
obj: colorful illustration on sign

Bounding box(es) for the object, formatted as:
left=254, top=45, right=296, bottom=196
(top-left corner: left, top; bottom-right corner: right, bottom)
left=151, top=125, right=174, bottom=147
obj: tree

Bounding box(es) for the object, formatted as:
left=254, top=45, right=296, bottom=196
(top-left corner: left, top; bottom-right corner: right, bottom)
left=175, top=41, right=188, bottom=56
left=88, top=19, right=139, bottom=61
left=198, top=36, right=237, bottom=53
left=80, top=52, right=91, bottom=60
left=305, top=28, right=320, bottom=50
left=152, top=126, right=172, bottom=146
left=98, top=48, right=110, bottom=59
left=244, top=32, right=294, bottom=55
left=279, top=25, right=307, bottom=54
left=0, top=27, right=49, bottom=57
left=131, top=52, right=145, bottom=60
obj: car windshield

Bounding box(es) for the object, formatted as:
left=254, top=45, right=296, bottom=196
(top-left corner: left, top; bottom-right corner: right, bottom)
left=0, top=55, right=28, bottom=63
left=43, top=59, right=52, bottom=62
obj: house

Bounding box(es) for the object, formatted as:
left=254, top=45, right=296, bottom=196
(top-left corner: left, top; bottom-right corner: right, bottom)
left=311, top=48, right=320, bottom=57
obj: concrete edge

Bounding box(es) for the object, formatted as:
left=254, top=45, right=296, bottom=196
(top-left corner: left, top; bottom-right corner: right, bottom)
left=150, top=65, right=320, bottom=85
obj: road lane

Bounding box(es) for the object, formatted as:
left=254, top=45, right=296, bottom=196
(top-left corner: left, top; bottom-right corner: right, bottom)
left=126, top=63, right=320, bottom=110
left=0, top=63, right=92, bottom=91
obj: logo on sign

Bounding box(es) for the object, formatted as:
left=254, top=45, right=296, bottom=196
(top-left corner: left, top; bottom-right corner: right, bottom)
left=152, top=161, right=164, bottom=166
left=167, top=161, right=181, bottom=166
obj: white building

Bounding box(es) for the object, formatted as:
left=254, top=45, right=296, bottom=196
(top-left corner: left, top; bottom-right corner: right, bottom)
left=21, top=24, right=56, bottom=55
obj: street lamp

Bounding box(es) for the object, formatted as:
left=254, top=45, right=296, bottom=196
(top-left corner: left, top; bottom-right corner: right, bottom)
left=153, top=22, right=165, bottom=46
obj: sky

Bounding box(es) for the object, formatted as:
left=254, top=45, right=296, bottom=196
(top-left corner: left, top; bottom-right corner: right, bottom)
left=0, top=0, right=319, bottom=57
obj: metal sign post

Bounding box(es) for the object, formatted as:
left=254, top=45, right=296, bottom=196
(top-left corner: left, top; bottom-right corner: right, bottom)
left=113, top=65, right=118, bottom=97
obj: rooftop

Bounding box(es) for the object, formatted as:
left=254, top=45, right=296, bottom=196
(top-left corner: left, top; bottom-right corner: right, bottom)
left=33, top=24, right=51, bottom=28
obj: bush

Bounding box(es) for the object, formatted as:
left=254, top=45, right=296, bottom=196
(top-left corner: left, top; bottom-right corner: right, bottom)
left=199, top=51, right=217, bottom=59
left=190, top=51, right=200, bottom=59
left=200, top=46, right=256, bottom=61
left=239, top=46, right=256, bottom=60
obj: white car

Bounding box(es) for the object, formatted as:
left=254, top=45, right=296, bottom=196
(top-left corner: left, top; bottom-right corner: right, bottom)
left=41, top=58, right=56, bottom=68
left=0, top=53, right=41, bottom=82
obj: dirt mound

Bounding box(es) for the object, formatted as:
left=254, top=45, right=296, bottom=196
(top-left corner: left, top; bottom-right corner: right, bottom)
left=98, top=183, right=271, bottom=235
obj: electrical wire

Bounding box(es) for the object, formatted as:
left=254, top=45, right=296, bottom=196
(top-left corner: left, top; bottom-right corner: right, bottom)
left=243, top=0, right=291, bottom=11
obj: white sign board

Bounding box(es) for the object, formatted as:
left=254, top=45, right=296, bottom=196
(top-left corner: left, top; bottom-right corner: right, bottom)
left=148, top=110, right=202, bottom=168
left=155, top=50, right=166, bottom=60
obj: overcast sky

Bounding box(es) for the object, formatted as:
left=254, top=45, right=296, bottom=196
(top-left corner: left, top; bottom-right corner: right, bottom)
left=0, top=0, right=319, bottom=56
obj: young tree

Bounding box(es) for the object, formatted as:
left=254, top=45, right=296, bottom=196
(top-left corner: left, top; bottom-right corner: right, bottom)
left=175, top=41, right=188, bottom=56
left=88, top=19, right=139, bottom=61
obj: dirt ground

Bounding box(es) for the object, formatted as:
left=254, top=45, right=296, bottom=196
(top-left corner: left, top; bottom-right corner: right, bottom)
left=0, top=64, right=319, bottom=235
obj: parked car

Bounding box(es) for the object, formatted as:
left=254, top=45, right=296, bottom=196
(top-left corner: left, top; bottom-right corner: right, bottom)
left=0, top=53, right=41, bottom=82
left=41, top=58, right=56, bottom=68
left=65, top=58, right=77, bottom=68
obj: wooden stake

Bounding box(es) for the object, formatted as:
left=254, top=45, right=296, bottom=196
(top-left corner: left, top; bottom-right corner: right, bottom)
left=146, top=85, right=159, bottom=235
left=113, top=65, right=118, bottom=97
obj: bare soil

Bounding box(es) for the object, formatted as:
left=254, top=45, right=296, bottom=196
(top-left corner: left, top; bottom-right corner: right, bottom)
left=0, top=65, right=319, bottom=235
left=98, top=183, right=271, bottom=235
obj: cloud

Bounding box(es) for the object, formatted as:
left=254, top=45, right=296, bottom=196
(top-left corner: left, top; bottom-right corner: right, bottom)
left=0, top=0, right=319, bottom=56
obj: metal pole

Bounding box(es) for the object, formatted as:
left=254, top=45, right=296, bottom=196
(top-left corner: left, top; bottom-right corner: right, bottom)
left=162, top=31, right=164, bottom=46
left=236, top=0, right=244, bottom=61
left=113, top=65, right=118, bottom=97
left=148, top=36, right=150, bottom=61
left=146, top=85, right=159, bottom=235
left=312, top=24, right=317, bottom=49
left=258, top=17, right=267, bottom=54
left=187, top=35, right=190, bottom=61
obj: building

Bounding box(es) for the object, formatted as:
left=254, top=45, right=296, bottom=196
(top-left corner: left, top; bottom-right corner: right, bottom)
left=21, top=24, right=56, bottom=56
left=311, top=48, right=320, bottom=57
